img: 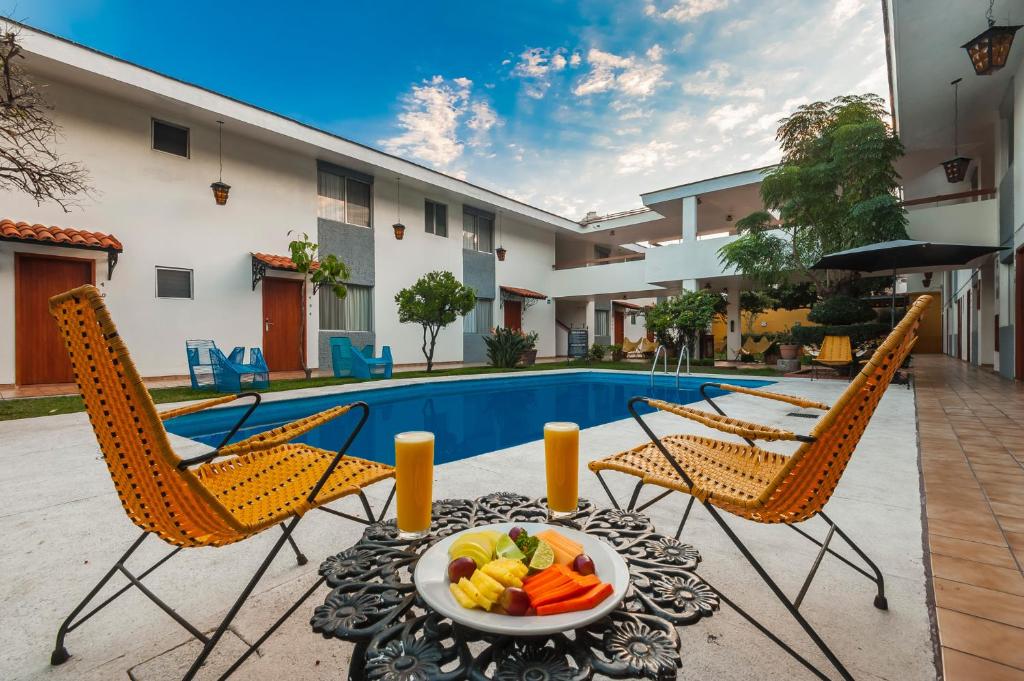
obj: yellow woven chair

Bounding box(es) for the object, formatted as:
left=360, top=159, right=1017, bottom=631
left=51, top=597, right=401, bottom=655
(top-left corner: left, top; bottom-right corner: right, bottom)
left=590, top=295, right=931, bottom=681
left=48, top=285, right=395, bottom=680
left=621, top=337, right=641, bottom=354
left=636, top=337, right=659, bottom=354
left=812, top=334, right=854, bottom=379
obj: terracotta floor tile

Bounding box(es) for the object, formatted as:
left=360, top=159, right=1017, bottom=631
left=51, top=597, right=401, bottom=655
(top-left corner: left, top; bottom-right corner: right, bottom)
left=999, top=516, right=1024, bottom=534
left=928, top=535, right=1019, bottom=570
left=931, top=555, right=1024, bottom=596
left=936, top=608, right=1024, bottom=670
left=929, top=517, right=1009, bottom=546
left=942, top=649, right=1024, bottom=681
left=1007, top=531, right=1024, bottom=553
left=991, top=501, right=1024, bottom=520
left=934, top=578, right=1024, bottom=628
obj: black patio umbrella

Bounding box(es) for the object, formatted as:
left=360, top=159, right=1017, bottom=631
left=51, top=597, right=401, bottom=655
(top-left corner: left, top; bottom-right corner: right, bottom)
left=811, top=239, right=1004, bottom=325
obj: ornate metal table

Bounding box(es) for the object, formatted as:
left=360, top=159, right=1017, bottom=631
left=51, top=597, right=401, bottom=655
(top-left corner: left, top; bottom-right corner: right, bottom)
left=312, top=492, right=719, bottom=680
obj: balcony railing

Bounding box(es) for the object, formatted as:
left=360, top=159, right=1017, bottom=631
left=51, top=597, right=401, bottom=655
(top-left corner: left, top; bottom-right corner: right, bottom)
left=901, top=187, right=996, bottom=209
left=553, top=253, right=646, bottom=271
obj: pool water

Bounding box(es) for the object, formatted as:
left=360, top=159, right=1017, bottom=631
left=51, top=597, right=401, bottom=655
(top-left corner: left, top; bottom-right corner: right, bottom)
left=165, top=372, right=772, bottom=466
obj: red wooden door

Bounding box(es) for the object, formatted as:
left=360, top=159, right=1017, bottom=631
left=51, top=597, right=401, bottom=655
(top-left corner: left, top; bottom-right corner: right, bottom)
left=504, top=300, right=522, bottom=330
left=262, top=277, right=304, bottom=371
left=15, top=253, right=95, bottom=385
left=613, top=310, right=624, bottom=344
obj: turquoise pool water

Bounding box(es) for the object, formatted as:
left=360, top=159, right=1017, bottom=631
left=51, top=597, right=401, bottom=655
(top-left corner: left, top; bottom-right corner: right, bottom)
left=164, top=372, right=772, bottom=466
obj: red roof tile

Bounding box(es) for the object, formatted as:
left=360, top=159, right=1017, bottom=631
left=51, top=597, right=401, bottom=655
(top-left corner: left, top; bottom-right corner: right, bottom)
left=614, top=300, right=645, bottom=310
left=501, top=285, right=547, bottom=300
left=252, top=252, right=319, bottom=271
left=0, top=219, right=122, bottom=251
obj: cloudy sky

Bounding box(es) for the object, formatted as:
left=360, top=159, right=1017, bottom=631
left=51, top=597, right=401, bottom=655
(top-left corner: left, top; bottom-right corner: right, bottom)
left=23, top=0, right=888, bottom=220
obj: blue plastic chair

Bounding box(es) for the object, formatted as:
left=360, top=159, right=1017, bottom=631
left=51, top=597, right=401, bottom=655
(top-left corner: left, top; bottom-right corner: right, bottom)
left=330, top=337, right=392, bottom=379
left=186, top=340, right=269, bottom=392
left=330, top=337, right=356, bottom=378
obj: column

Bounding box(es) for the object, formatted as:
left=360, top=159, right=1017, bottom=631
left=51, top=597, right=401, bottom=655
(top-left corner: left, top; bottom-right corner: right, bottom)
left=681, top=196, right=698, bottom=241
left=585, top=300, right=596, bottom=349
left=726, top=281, right=742, bottom=360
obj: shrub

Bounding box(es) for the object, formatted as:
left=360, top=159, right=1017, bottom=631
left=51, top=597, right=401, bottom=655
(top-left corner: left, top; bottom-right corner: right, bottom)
left=484, top=327, right=531, bottom=368
left=790, top=322, right=889, bottom=347
left=807, top=295, right=876, bottom=325
left=588, top=343, right=607, bottom=362
left=609, top=343, right=624, bottom=361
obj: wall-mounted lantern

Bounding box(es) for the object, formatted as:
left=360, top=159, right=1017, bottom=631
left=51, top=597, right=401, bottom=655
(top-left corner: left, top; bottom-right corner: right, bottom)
left=210, top=121, right=231, bottom=205
left=496, top=210, right=507, bottom=261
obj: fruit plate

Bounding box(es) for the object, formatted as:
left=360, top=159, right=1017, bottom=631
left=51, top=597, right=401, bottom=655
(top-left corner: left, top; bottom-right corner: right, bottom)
left=413, top=522, right=630, bottom=636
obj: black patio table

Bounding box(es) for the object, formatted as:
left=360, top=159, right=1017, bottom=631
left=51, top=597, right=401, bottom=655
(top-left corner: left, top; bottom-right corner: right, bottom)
left=311, top=492, right=719, bottom=680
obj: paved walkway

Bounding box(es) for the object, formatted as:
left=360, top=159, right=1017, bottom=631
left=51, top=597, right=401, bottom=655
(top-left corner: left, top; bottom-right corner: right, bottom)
left=915, top=355, right=1024, bottom=680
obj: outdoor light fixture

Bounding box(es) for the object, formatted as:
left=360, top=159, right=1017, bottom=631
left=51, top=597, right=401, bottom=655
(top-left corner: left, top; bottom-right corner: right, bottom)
left=393, top=177, right=405, bottom=240
left=210, top=121, right=231, bottom=205
left=941, top=79, right=971, bottom=183
left=962, top=0, right=1021, bottom=76
left=496, top=211, right=507, bottom=261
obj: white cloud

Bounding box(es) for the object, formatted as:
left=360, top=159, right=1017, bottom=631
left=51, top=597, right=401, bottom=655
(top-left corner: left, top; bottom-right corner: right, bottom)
left=831, top=0, right=868, bottom=25
left=644, top=0, right=728, bottom=23
left=618, top=140, right=678, bottom=174
left=380, top=76, right=498, bottom=169
left=682, top=61, right=764, bottom=99
left=569, top=52, right=582, bottom=67
left=573, top=47, right=666, bottom=99
left=708, top=102, right=760, bottom=132
left=511, top=47, right=573, bottom=99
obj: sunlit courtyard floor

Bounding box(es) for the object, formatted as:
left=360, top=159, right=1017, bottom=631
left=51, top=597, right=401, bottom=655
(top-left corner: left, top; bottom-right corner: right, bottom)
left=0, top=369, right=936, bottom=680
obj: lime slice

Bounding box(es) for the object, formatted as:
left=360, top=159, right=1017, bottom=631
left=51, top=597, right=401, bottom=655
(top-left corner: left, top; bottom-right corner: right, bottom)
left=496, top=534, right=526, bottom=561
left=529, top=540, right=555, bottom=571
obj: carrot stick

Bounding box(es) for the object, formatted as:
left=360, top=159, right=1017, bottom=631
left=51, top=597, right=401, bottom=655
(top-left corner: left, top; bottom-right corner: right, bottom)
left=536, top=583, right=613, bottom=616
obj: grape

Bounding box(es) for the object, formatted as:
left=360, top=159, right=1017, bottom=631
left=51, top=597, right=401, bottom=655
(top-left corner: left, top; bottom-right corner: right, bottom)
left=508, top=526, right=525, bottom=541
left=499, top=587, right=531, bottom=616
left=447, top=557, right=476, bottom=583
left=572, top=554, right=596, bottom=576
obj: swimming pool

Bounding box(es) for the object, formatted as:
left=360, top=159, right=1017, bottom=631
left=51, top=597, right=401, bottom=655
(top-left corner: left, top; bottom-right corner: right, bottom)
left=165, top=372, right=772, bottom=466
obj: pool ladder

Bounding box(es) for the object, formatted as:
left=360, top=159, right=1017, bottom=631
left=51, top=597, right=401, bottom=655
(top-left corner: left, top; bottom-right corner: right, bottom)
left=650, top=345, right=691, bottom=388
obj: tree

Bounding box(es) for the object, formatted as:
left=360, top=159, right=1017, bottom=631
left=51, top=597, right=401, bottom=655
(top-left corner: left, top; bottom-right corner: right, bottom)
left=0, top=28, right=90, bottom=210
left=395, top=271, right=476, bottom=371
left=645, top=289, right=720, bottom=356
left=718, top=94, right=906, bottom=298
left=287, top=232, right=350, bottom=379
left=740, top=289, right=777, bottom=333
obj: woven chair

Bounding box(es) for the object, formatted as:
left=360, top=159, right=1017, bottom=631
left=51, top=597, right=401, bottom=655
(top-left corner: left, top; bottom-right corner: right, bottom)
left=812, top=334, right=854, bottom=379
left=589, top=295, right=931, bottom=681
left=48, top=285, right=395, bottom=680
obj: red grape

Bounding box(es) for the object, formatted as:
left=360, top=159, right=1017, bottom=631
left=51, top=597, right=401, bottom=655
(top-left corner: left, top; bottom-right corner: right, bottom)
left=508, top=526, right=526, bottom=541
left=447, top=557, right=476, bottom=583
left=572, top=554, right=596, bottom=576
left=499, top=587, right=531, bottom=616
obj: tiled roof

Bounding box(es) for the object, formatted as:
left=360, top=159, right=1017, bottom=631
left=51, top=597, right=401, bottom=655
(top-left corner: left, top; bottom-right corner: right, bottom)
left=500, top=285, right=547, bottom=300
left=0, top=219, right=123, bottom=251
left=614, top=300, right=645, bottom=310
left=251, top=252, right=319, bottom=270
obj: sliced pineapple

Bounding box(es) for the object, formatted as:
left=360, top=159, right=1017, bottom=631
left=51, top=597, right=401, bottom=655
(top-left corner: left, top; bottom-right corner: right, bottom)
left=481, top=562, right=523, bottom=588
left=450, top=583, right=478, bottom=609
left=458, top=577, right=493, bottom=610
left=471, top=570, right=504, bottom=599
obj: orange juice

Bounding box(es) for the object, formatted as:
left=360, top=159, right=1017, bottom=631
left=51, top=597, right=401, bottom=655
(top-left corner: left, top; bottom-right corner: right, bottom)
left=544, top=422, right=579, bottom=515
left=395, top=431, right=434, bottom=536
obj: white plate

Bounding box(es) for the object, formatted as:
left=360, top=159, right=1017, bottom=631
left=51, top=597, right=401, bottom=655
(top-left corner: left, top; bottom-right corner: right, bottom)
left=413, top=522, right=629, bottom=636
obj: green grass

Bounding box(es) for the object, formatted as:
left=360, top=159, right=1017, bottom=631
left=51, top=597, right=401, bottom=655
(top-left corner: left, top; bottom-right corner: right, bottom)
left=0, top=361, right=777, bottom=422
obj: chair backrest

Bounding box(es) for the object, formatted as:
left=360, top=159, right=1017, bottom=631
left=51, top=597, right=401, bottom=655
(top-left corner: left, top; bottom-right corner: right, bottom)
left=758, top=296, right=931, bottom=522
left=330, top=336, right=354, bottom=376
left=819, top=335, right=852, bottom=363
left=50, top=286, right=242, bottom=545
left=186, top=339, right=217, bottom=366
left=360, top=344, right=375, bottom=358
left=622, top=337, right=640, bottom=352
left=751, top=337, right=773, bottom=354
left=381, top=346, right=393, bottom=362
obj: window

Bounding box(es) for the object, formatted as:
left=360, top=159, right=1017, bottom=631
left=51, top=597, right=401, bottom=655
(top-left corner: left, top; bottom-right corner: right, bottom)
left=595, top=310, right=609, bottom=336
left=464, top=298, right=493, bottom=334
left=595, top=245, right=611, bottom=260
left=317, top=166, right=372, bottom=227
left=152, top=119, right=189, bottom=157
left=425, top=200, right=448, bottom=237
left=320, top=284, right=373, bottom=332
left=155, top=267, right=193, bottom=299
left=463, top=207, right=494, bottom=253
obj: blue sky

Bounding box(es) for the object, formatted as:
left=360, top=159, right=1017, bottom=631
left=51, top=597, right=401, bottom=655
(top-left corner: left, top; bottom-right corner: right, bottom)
left=20, top=0, right=888, bottom=219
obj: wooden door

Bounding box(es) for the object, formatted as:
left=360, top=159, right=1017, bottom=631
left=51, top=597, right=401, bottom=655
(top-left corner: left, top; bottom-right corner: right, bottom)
left=613, top=310, right=624, bottom=344
left=15, top=253, right=94, bottom=385
left=262, top=277, right=304, bottom=371
left=957, top=298, right=962, bottom=360
left=1017, top=247, right=1024, bottom=379
left=504, top=300, right=522, bottom=330
left=966, top=291, right=972, bottom=363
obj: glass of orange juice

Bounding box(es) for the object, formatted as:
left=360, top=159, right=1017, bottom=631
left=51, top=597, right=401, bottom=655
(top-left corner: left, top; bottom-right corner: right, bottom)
left=395, top=431, right=434, bottom=539
left=544, top=422, right=579, bottom=519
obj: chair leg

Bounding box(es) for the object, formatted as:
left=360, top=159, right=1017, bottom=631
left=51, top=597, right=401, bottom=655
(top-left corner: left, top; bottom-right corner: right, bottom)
left=51, top=532, right=149, bottom=665
left=674, top=496, right=696, bottom=540
left=281, top=523, right=307, bottom=566
left=593, top=470, right=622, bottom=510
left=625, top=480, right=645, bottom=511
left=820, top=512, right=888, bottom=610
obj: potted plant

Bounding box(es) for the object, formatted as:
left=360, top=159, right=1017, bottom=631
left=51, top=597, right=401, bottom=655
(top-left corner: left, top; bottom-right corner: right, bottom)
left=609, top=343, right=624, bottom=362
left=777, top=327, right=801, bottom=360
left=519, top=330, right=540, bottom=366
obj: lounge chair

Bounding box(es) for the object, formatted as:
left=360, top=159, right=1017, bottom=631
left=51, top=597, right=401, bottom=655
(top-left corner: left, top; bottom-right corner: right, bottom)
left=186, top=339, right=269, bottom=392
left=48, top=285, right=395, bottom=680
left=330, top=337, right=394, bottom=379
left=589, top=295, right=931, bottom=681
left=812, top=334, right=854, bottom=379
left=621, top=337, right=640, bottom=354
left=735, top=336, right=773, bottom=360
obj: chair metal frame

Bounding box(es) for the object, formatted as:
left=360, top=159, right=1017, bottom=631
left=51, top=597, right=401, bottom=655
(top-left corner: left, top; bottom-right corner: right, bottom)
left=51, top=397, right=396, bottom=680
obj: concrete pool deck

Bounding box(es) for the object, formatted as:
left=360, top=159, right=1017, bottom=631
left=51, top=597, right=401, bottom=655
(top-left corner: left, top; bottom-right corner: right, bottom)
left=0, top=370, right=935, bottom=680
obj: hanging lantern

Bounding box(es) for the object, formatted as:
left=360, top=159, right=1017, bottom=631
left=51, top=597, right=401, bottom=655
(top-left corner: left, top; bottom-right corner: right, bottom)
left=941, top=79, right=971, bottom=184
left=962, top=1, right=1021, bottom=75
left=211, top=121, right=230, bottom=205
left=496, top=246, right=507, bottom=261
left=393, top=177, right=405, bottom=240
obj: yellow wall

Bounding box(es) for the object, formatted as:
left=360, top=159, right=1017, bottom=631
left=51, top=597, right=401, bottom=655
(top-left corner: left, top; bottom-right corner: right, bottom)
left=712, top=308, right=812, bottom=351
